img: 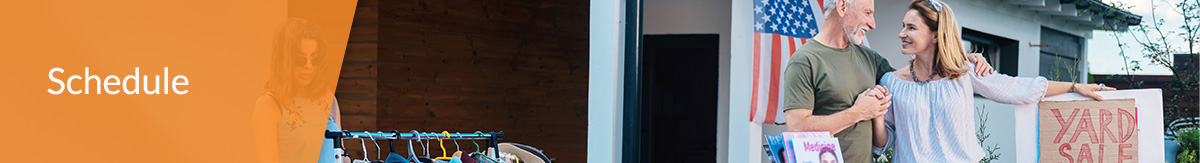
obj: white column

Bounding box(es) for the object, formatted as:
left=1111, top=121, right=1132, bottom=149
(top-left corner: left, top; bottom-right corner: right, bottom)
left=728, top=0, right=761, bottom=162
left=588, top=0, right=626, bottom=162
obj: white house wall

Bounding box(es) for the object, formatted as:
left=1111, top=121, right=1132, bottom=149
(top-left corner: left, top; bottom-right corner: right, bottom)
left=643, top=0, right=735, bottom=162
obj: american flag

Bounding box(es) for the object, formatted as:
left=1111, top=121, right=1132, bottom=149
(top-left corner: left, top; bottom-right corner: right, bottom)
left=749, top=0, right=826, bottom=124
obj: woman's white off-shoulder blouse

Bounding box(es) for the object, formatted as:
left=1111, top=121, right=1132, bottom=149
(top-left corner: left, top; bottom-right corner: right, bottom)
left=874, top=63, right=1048, bottom=162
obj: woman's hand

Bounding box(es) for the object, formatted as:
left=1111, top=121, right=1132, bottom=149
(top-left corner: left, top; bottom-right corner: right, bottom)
left=967, top=53, right=994, bottom=76
left=852, top=85, right=891, bottom=121
left=1072, top=83, right=1117, bottom=101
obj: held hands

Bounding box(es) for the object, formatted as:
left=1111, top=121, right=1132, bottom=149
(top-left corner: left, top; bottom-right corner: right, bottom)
left=852, top=85, right=892, bottom=121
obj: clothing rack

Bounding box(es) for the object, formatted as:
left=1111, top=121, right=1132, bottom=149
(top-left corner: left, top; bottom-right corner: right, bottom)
left=326, top=130, right=504, bottom=159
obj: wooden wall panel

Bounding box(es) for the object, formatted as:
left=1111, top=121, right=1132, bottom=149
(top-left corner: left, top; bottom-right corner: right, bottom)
left=337, top=0, right=587, bottom=162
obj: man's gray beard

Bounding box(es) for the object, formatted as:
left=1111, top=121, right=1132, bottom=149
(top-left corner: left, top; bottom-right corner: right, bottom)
left=843, top=27, right=862, bottom=45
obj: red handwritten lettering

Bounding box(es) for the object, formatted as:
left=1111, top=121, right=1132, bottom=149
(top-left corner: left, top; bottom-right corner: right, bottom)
left=1118, top=109, right=1135, bottom=143
left=1071, top=109, right=1098, bottom=143
left=1077, top=144, right=1093, bottom=163
left=1059, top=143, right=1074, bottom=163
left=1053, top=108, right=1081, bottom=143
left=1099, top=109, right=1117, bottom=143
left=1118, top=144, right=1133, bottom=163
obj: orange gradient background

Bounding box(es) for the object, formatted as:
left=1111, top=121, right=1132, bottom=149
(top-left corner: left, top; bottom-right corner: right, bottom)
left=0, top=0, right=356, bottom=162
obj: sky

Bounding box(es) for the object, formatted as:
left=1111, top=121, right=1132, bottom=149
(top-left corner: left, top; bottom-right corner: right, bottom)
left=1088, top=0, right=1194, bottom=75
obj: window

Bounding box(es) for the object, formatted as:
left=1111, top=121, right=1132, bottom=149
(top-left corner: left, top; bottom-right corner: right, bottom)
left=961, top=28, right=1019, bottom=75
left=1038, top=27, right=1083, bottom=82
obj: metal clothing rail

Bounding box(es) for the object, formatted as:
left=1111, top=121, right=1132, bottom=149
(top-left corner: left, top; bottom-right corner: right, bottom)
left=326, top=130, right=504, bottom=159
left=326, top=131, right=503, bottom=140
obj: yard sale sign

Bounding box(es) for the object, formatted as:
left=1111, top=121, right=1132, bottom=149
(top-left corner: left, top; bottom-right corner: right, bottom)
left=1039, top=99, right=1138, bottom=163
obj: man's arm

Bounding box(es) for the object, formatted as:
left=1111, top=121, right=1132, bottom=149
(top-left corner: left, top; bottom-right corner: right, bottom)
left=785, top=107, right=868, bottom=133
left=785, top=86, right=890, bottom=134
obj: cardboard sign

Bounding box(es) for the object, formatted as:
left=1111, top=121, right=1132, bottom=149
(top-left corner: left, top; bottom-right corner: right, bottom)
left=1038, top=99, right=1138, bottom=163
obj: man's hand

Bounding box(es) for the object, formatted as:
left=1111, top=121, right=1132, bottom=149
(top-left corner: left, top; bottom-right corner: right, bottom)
left=850, top=85, right=891, bottom=121
left=967, top=53, right=995, bottom=76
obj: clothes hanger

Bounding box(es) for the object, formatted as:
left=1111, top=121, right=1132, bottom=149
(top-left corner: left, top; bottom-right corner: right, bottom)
left=435, top=131, right=452, bottom=160
left=423, top=132, right=432, bottom=159
left=468, top=131, right=503, bottom=163
left=365, top=131, right=382, bottom=162
left=371, top=131, right=383, bottom=161
left=452, top=132, right=465, bottom=161
left=389, top=131, right=396, bottom=154
left=471, top=131, right=481, bottom=153
left=408, top=130, right=420, bottom=162
left=358, top=132, right=369, bottom=162
left=452, top=132, right=461, bottom=152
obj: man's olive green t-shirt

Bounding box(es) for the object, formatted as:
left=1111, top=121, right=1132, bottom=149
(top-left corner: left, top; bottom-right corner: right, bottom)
left=781, top=40, right=894, bottom=163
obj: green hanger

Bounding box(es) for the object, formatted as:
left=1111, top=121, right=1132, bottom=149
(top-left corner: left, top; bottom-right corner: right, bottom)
left=467, top=131, right=503, bottom=163
left=472, top=131, right=482, bottom=153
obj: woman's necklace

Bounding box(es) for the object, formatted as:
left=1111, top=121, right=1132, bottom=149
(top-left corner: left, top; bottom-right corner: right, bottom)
left=910, top=61, right=938, bottom=83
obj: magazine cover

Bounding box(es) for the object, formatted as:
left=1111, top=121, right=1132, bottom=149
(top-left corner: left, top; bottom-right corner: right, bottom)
left=780, top=132, right=833, bottom=163
left=790, top=137, right=843, bottom=163
left=765, top=135, right=786, bottom=163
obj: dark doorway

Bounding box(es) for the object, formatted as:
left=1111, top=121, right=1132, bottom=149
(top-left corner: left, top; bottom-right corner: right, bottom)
left=630, top=34, right=720, bottom=163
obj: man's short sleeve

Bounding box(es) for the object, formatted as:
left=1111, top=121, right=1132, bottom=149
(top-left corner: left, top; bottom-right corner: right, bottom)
left=781, top=57, right=815, bottom=111
left=862, top=47, right=896, bottom=82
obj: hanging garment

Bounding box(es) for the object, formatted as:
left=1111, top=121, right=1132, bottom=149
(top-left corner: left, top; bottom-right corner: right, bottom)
left=433, top=151, right=465, bottom=163
left=469, top=153, right=496, bottom=163
left=385, top=152, right=409, bottom=163
left=459, top=153, right=478, bottom=163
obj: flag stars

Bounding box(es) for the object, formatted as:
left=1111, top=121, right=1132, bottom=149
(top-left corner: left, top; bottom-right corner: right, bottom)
left=756, top=0, right=821, bottom=38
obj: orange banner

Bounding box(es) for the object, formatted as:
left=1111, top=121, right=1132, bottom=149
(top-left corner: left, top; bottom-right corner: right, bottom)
left=0, top=0, right=356, bottom=162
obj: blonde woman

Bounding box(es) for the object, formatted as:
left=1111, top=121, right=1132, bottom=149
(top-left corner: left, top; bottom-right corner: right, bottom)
left=868, top=0, right=1115, bottom=162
